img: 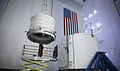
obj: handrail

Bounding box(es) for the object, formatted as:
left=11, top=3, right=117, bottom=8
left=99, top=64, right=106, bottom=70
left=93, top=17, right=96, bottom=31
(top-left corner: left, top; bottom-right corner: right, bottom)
left=22, top=44, right=54, bottom=57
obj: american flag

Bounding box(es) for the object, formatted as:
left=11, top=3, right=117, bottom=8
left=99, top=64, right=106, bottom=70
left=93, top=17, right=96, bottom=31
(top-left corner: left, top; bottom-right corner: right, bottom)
left=64, top=8, right=79, bottom=35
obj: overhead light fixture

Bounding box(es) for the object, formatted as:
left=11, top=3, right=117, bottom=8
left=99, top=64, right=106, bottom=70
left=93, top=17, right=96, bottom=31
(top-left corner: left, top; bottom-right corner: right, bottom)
left=84, top=18, right=87, bottom=21
left=85, top=31, right=88, bottom=33
left=89, top=14, right=92, bottom=18
left=91, top=26, right=95, bottom=29
left=94, top=10, right=97, bottom=14
left=96, top=23, right=101, bottom=27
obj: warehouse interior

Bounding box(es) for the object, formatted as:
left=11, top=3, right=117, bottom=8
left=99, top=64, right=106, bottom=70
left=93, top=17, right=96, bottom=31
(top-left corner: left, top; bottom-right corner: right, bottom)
left=0, top=0, right=120, bottom=71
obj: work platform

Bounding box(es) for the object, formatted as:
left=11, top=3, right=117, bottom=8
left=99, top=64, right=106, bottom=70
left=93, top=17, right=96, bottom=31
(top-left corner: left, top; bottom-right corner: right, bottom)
left=20, top=45, right=57, bottom=71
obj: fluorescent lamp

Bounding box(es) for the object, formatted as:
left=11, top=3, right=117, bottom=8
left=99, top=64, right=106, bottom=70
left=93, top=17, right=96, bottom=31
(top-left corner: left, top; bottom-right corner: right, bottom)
left=94, top=10, right=97, bottom=14
left=96, top=23, right=101, bottom=27
left=91, top=26, right=95, bottom=29
left=89, top=14, right=92, bottom=18
left=84, top=18, right=87, bottom=21
left=85, top=31, right=88, bottom=33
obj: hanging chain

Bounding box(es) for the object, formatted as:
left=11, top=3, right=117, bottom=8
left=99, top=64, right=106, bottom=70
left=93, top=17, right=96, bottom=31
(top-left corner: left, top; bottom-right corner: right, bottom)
left=41, top=0, right=47, bottom=14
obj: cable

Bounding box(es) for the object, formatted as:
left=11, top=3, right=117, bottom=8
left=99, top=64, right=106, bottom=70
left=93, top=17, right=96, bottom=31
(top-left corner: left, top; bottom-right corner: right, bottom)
left=41, top=0, right=47, bottom=14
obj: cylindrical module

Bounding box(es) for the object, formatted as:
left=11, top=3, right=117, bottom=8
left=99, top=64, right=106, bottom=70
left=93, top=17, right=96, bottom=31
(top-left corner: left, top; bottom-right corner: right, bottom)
left=27, top=14, right=56, bottom=44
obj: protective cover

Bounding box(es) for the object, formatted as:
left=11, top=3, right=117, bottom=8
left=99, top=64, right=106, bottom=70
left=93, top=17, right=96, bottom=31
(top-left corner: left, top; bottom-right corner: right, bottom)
left=27, top=14, right=56, bottom=44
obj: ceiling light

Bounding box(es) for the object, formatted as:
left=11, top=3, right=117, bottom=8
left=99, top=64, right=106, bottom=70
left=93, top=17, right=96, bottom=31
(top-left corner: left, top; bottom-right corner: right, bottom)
left=94, top=10, right=97, bottom=14
left=96, top=23, right=101, bottom=27
left=85, top=31, right=88, bottom=33
left=84, top=18, right=87, bottom=21
left=91, top=26, right=95, bottom=29
left=89, top=14, right=92, bottom=18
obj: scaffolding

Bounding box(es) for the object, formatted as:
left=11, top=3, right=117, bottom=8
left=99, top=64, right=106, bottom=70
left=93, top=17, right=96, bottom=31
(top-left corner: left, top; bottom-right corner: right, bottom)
left=20, top=45, right=55, bottom=71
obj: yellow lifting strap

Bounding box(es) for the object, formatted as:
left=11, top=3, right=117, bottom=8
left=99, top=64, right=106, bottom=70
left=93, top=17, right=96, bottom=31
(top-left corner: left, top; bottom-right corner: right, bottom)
left=20, top=58, right=49, bottom=71
left=20, top=45, right=54, bottom=71
left=41, top=0, right=47, bottom=14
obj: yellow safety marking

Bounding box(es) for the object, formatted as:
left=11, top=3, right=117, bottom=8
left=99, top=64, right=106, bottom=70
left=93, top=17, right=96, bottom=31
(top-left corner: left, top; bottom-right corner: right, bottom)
left=21, top=58, right=49, bottom=71
left=22, top=58, right=48, bottom=67
left=41, top=0, right=47, bottom=14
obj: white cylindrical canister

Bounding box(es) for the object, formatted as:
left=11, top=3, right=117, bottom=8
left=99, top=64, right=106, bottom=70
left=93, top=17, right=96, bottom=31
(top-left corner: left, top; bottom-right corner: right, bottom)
left=27, top=14, right=56, bottom=44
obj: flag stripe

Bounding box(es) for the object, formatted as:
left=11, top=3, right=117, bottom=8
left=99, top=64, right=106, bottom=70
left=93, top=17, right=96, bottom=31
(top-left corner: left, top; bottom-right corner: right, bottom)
left=76, top=13, right=79, bottom=33
left=64, top=17, right=65, bottom=35
left=71, top=11, right=73, bottom=35
left=73, top=12, right=75, bottom=34
left=66, top=18, right=68, bottom=35
left=69, top=19, right=70, bottom=35
left=71, top=22, right=72, bottom=35
left=75, top=12, right=76, bottom=33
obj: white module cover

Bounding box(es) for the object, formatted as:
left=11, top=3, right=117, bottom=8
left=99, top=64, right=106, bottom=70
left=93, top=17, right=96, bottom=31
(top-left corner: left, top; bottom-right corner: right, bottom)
left=58, top=33, right=98, bottom=69
left=27, top=14, right=56, bottom=44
